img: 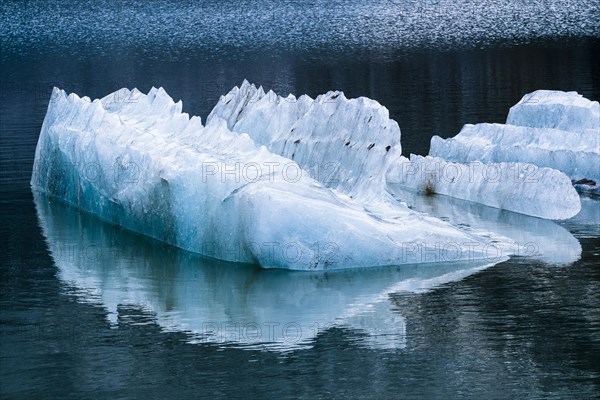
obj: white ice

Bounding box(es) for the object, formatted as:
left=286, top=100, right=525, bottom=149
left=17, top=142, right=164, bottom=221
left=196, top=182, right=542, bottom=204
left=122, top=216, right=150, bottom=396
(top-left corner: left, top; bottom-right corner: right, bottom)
left=31, top=86, right=503, bottom=270
left=429, top=90, right=599, bottom=197
left=388, top=154, right=581, bottom=220
left=207, top=80, right=402, bottom=201
left=429, top=123, right=600, bottom=185
left=506, top=90, right=600, bottom=134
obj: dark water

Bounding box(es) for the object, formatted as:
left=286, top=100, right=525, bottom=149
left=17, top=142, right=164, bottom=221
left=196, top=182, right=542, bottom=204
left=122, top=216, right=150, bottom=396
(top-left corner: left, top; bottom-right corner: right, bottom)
left=2, top=1, right=600, bottom=398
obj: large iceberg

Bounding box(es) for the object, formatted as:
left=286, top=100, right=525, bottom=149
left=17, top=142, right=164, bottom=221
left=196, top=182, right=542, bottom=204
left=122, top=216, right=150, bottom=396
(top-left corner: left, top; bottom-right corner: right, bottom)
left=31, top=86, right=502, bottom=270
left=389, top=154, right=581, bottom=220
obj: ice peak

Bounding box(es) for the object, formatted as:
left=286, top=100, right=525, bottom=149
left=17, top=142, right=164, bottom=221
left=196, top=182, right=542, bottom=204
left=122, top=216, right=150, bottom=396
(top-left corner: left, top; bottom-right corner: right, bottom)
left=208, top=82, right=402, bottom=200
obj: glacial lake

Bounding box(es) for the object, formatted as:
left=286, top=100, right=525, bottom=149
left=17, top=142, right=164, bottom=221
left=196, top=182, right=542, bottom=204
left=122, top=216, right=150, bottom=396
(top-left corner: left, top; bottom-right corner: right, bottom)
left=1, top=1, right=599, bottom=398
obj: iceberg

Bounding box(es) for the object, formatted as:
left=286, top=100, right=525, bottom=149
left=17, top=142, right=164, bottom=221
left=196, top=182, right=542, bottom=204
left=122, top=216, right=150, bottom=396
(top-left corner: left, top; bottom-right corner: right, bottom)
left=429, top=90, right=600, bottom=196
left=389, top=154, right=581, bottom=220
left=429, top=123, right=600, bottom=185
left=31, top=86, right=502, bottom=270
left=506, top=90, right=600, bottom=134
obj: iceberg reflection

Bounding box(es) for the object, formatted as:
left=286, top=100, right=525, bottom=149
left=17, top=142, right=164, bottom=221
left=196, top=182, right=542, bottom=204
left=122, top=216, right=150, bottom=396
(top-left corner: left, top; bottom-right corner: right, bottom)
left=389, top=185, right=582, bottom=265
left=563, top=196, right=600, bottom=239
left=35, top=191, right=501, bottom=351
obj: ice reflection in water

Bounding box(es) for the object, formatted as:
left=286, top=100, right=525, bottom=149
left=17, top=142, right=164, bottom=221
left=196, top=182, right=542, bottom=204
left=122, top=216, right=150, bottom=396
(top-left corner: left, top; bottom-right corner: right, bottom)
left=388, top=184, right=584, bottom=265
left=34, top=191, right=500, bottom=351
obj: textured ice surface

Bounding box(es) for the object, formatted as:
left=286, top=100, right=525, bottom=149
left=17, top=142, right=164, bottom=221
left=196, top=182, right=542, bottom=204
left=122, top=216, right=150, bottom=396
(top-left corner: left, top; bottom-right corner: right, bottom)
left=35, top=192, right=500, bottom=351
left=430, top=90, right=600, bottom=197
left=207, top=80, right=402, bottom=200
left=506, top=90, right=600, bottom=134
left=389, top=154, right=581, bottom=220
left=429, top=123, right=600, bottom=185
left=32, top=86, right=501, bottom=270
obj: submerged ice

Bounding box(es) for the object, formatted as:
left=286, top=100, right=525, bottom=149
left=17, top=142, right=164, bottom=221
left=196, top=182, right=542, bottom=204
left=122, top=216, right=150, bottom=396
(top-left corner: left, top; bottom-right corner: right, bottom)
left=32, top=86, right=503, bottom=270
left=387, top=185, right=583, bottom=265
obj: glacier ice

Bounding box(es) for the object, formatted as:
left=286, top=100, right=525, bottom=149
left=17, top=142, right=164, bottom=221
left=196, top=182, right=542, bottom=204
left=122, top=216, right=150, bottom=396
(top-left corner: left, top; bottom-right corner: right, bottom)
left=429, top=123, right=600, bottom=185
left=35, top=191, right=501, bottom=351
left=429, top=90, right=600, bottom=196
left=31, top=86, right=503, bottom=270
left=506, top=90, right=600, bottom=134
left=418, top=90, right=600, bottom=209
left=388, top=154, right=581, bottom=220
left=207, top=80, right=402, bottom=200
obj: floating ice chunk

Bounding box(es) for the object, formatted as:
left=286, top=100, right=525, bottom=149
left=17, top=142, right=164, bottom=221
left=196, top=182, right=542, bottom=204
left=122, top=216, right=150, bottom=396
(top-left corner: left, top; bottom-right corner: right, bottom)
left=429, top=123, right=600, bottom=185
left=430, top=91, right=600, bottom=197
left=388, top=154, right=581, bottom=220
left=32, top=87, right=500, bottom=270
left=207, top=80, right=403, bottom=200
left=506, top=90, right=600, bottom=134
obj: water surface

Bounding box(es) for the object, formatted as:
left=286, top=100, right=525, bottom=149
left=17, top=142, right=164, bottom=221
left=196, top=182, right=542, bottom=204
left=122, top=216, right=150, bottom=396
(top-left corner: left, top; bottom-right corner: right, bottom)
left=1, top=1, right=599, bottom=398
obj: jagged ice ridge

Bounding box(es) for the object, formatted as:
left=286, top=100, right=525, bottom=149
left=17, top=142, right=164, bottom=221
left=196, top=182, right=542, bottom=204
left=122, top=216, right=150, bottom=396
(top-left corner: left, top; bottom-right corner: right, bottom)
left=31, top=85, right=501, bottom=270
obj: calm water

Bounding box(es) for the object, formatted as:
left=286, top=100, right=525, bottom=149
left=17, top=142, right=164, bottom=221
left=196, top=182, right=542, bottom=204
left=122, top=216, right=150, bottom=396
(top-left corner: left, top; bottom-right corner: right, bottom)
left=2, top=1, right=600, bottom=398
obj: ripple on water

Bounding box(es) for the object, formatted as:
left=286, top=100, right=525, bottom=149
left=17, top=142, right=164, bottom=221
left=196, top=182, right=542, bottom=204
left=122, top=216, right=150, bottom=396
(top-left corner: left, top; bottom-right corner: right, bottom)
left=2, top=0, right=599, bottom=57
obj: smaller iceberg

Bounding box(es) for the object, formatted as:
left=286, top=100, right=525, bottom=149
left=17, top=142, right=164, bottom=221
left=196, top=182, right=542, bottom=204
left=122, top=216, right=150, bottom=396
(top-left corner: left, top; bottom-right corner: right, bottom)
left=428, top=90, right=600, bottom=196
left=389, top=154, right=581, bottom=220
left=506, top=90, right=600, bottom=134
left=429, top=123, right=600, bottom=185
